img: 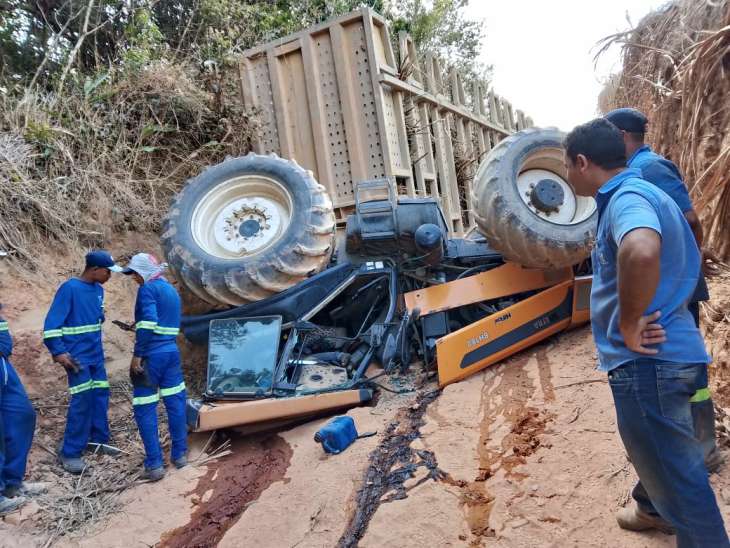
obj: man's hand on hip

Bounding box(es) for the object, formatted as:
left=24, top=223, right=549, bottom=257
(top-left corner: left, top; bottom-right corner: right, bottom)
left=620, top=310, right=666, bottom=355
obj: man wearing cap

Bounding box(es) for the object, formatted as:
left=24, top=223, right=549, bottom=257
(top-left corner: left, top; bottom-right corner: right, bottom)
left=564, top=119, right=728, bottom=546
left=0, top=305, right=45, bottom=515
left=124, top=253, right=187, bottom=481
left=43, top=250, right=122, bottom=474
left=605, top=107, right=721, bottom=519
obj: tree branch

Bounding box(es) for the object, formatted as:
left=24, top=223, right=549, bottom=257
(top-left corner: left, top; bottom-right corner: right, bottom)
left=56, top=0, right=96, bottom=93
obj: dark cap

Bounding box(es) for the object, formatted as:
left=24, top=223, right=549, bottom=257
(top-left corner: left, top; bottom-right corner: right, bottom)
left=605, top=108, right=648, bottom=133
left=85, top=250, right=122, bottom=272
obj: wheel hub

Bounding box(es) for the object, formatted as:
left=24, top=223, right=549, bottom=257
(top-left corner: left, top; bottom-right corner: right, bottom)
left=516, top=168, right=580, bottom=225
left=217, top=200, right=281, bottom=254
left=530, top=179, right=565, bottom=213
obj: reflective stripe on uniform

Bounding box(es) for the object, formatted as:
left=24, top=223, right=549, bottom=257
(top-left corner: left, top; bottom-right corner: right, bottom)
left=690, top=387, right=711, bottom=403
left=153, top=327, right=180, bottom=336
left=133, top=382, right=185, bottom=405
left=136, top=321, right=157, bottom=330
left=132, top=393, right=160, bottom=406
left=69, top=380, right=94, bottom=395
left=44, top=323, right=102, bottom=339
left=0, top=321, right=8, bottom=332
left=91, top=380, right=110, bottom=390
left=160, top=382, right=186, bottom=397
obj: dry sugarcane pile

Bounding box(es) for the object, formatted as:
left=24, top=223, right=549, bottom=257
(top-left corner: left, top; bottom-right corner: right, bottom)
left=28, top=380, right=167, bottom=544
left=597, top=0, right=730, bottom=261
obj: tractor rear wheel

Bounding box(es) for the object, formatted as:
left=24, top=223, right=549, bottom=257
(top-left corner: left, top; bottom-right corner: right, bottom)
left=162, top=153, right=335, bottom=306
left=471, top=128, right=597, bottom=268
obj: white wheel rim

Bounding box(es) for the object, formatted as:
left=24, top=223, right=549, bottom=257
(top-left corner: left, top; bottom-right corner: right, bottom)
left=516, top=168, right=595, bottom=226
left=191, top=175, right=293, bottom=259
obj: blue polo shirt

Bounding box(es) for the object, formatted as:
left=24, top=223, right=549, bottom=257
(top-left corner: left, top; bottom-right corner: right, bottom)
left=591, top=168, right=709, bottom=371
left=628, top=145, right=693, bottom=213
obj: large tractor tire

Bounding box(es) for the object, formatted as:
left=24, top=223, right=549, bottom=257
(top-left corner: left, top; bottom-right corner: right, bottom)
left=471, top=128, right=597, bottom=269
left=162, top=154, right=336, bottom=306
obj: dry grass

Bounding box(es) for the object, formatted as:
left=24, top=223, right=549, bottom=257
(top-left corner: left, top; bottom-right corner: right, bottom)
left=0, top=60, right=255, bottom=267
left=597, top=0, right=730, bottom=260
left=30, top=380, right=150, bottom=544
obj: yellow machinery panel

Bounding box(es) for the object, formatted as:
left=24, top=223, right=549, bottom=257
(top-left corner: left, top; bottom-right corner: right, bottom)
left=404, top=264, right=593, bottom=387
left=404, top=262, right=572, bottom=315
left=436, top=281, right=575, bottom=386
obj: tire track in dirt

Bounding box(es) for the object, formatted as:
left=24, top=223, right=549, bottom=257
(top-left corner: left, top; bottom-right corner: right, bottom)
left=160, top=434, right=292, bottom=548
left=445, top=347, right=555, bottom=544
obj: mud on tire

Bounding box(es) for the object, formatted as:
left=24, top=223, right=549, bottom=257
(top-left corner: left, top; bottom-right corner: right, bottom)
left=470, top=128, right=597, bottom=269
left=162, top=154, right=335, bottom=306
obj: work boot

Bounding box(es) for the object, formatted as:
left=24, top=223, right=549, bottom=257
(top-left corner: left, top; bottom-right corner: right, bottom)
left=0, top=495, right=27, bottom=516
left=172, top=455, right=188, bottom=469
left=86, top=442, right=122, bottom=457
left=143, top=466, right=166, bottom=482
left=706, top=448, right=725, bottom=474
left=59, top=455, right=88, bottom=475
left=2, top=482, right=48, bottom=498
left=616, top=505, right=675, bottom=535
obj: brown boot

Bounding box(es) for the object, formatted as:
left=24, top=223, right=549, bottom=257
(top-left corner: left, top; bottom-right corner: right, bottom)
left=616, top=505, right=675, bottom=535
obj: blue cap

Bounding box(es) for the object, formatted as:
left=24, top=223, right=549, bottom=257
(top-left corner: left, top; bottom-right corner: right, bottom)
left=605, top=108, right=648, bottom=133
left=85, top=250, right=123, bottom=272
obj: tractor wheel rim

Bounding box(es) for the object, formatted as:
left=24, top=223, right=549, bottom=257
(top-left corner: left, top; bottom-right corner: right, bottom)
left=516, top=168, right=595, bottom=226
left=191, top=175, right=293, bottom=259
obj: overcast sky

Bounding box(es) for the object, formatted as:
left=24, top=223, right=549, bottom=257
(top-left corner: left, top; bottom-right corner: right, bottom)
left=465, top=0, right=668, bottom=131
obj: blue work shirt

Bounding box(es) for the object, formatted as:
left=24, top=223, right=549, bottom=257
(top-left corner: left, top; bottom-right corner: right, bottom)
left=590, top=168, right=709, bottom=371
left=43, top=278, right=105, bottom=366
left=628, top=145, right=693, bottom=213
left=134, top=277, right=181, bottom=357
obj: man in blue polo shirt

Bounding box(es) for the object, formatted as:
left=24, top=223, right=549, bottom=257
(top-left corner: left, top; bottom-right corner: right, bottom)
left=605, top=108, right=709, bottom=327
left=564, top=119, right=728, bottom=546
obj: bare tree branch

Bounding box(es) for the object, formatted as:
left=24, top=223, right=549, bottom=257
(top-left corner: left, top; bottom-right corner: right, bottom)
left=56, top=0, right=96, bottom=93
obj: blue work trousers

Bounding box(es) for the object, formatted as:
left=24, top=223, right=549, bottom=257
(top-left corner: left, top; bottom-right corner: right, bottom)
left=132, top=351, right=187, bottom=469
left=0, top=358, right=36, bottom=491
left=608, top=359, right=729, bottom=548
left=62, top=361, right=110, bottom=458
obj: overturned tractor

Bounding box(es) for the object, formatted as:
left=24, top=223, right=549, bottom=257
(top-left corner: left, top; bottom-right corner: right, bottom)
left=161, top=128, right=596, bottom=432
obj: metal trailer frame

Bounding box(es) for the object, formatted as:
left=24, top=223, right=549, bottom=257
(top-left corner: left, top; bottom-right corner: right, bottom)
left=235, top=7, right=532, bottom=233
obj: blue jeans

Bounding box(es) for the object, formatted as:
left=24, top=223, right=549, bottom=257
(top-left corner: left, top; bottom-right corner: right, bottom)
left=131, top=351, right=187, bottom=469
left=608, top=359, right=729, bottom=548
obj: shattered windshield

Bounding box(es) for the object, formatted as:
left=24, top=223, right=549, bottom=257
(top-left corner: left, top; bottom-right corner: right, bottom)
left=206, top=316, right=282, bottom=397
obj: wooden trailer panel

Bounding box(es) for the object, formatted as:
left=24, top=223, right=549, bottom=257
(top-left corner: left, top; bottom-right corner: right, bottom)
left=236, top=7, right=531, bottom=233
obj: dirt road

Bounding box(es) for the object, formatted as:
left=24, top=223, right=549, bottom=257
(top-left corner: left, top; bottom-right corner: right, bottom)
left=1, top=255, right=729, bottom=547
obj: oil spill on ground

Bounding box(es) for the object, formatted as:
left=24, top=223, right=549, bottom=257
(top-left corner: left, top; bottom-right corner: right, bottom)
left=160, top=434, right=292, bottom=548
left=337, top=389, right=442, bottom=548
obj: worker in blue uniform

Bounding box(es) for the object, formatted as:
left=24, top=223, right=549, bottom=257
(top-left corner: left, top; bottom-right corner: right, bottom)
left=0, top=306, right=45, bottom=515
left=43, top=250, right=122, bottom=474
left=123, top=253, right=187, bottom=482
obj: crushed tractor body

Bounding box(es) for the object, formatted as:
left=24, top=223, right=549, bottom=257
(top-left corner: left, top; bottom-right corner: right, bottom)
left=180, top=175, right=593, bottom=432
left=162, top=11, right=597, bottom=433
